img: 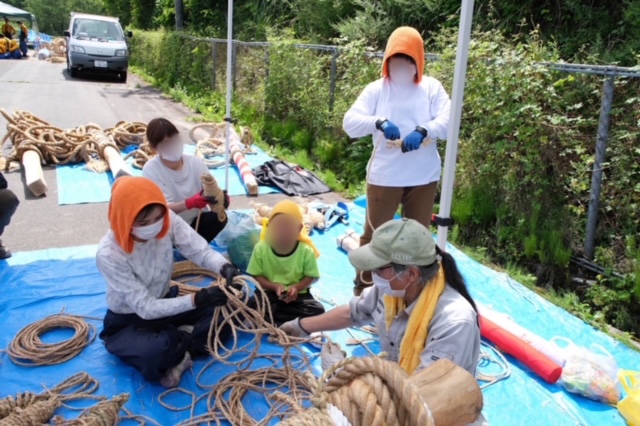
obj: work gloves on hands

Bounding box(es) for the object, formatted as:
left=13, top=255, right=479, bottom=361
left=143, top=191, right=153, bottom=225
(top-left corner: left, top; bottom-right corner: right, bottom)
left=185, top=190, right=215, bottom=210
left=279, top=318, right=310, bottom=338
left=220, top=263, right=241, bottom=287
left=376, top=119, right=401, bottom=141
left=194, top=286, right=228, bottom=308
left=223, top=190, right=230, bottom=209
left=402, top=130, right=425, bottom=153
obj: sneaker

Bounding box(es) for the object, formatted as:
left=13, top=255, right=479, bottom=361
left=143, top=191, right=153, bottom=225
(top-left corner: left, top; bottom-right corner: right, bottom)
left=0, top=240, right=11, bottom=259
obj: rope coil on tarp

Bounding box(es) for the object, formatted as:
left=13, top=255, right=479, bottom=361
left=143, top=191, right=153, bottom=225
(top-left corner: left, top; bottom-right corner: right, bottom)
left=6, top=313, right=97, bottom=366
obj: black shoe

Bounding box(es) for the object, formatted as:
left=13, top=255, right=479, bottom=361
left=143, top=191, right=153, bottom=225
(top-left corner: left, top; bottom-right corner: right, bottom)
left=0, top=240, right=11, bottom=259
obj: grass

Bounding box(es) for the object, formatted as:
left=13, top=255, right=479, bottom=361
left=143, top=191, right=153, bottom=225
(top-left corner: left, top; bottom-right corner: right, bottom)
left=130, top=67, right=640, bottom=352
left=454, top=239, right=640, bottom=351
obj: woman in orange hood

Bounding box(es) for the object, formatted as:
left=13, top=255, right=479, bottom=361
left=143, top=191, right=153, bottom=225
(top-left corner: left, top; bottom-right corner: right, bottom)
left=96, top=176, right=241, bottom=388
left=343, top=27, right=451, bottom=295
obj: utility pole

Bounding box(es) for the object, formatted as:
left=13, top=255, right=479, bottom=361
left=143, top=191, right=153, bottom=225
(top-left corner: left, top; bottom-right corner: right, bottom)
left=175, top=0, right=184, bottom=30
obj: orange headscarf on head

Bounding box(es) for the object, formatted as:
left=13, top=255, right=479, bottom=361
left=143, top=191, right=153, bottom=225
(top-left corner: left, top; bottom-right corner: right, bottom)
left=108, top=176, right=171, bottom=254
left=381, top=26, right=425, bottom=83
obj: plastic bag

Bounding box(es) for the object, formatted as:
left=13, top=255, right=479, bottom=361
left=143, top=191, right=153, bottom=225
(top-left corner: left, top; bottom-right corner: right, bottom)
left=618, top=370, right=640, bottom=426
left=227, top=228, right=261, bottom=271
left=214, top=211, right=257, bottom=249
left=551, top=337, right=621, bottom=404
left=213, top=211, right=260, bottom=270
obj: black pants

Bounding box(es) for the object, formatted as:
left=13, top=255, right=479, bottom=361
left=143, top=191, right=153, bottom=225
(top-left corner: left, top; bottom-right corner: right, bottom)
left=99, top=287, right=231, bottom=381
left=264, top=290, right=325, bottom=326
left=190, top=211, right=228, bottom=243
left=0, top=189, right=19, bottom=236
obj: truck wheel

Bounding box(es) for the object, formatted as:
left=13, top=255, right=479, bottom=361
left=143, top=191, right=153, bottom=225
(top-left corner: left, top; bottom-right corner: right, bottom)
left=70, top=67, right=79, bottom=78
left=117, top=72, right=127, bottom=83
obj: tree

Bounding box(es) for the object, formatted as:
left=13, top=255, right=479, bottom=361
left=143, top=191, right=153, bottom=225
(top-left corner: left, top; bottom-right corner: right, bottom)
left=103, top=0, right=131, bottom=27
left=24, top=0, right=106, bottom=35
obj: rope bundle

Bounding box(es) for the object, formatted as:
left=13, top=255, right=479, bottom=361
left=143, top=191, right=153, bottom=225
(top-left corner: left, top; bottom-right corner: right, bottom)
left=53, top=393, right=130, bottom=426
left=0, top=373, right=98, bottom=423
left=6, top=313, right=96, bottom=366
left=0, top=109, right=146, bottom=173
left=122, top=141, right=155, bottom=170
left=201, top=174, right=227, bottom=222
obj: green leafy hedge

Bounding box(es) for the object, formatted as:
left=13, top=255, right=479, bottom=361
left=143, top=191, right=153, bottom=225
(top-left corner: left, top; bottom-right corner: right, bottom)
left=129, top=29, right=640, bottom=334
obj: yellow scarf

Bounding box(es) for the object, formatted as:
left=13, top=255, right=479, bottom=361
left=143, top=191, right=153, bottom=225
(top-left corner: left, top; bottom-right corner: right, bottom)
left=384, top=265, right=446, bottom=374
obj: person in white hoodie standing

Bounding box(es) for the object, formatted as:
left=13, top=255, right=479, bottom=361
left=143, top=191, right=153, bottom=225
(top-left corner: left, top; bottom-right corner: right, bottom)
left=343, top=26, right=451, bottom=295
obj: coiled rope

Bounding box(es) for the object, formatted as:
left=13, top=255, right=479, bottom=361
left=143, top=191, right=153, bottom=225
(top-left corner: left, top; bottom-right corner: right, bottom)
left=6, top=313, right=97, bottom=366
left=167, top=262, right=460, bottom=426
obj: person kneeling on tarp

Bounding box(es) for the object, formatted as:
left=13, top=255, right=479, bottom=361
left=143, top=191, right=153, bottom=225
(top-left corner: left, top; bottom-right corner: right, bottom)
left=96, top=176, right=241, bottom=388
left=247, top=200, right=325, bottom=326
left=280, top=219, right=489, bottom=424
left=143, top=118, right=230, bottom=243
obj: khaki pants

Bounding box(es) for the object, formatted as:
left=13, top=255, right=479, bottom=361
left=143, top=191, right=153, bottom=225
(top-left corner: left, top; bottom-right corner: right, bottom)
left=354, top=182, right=438, bottom=294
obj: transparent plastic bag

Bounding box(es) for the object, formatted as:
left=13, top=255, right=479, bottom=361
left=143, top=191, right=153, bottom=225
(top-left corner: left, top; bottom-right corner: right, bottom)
left=550, top=337, right=621, bottom=404
left=214, top=211, right=257, bottom=249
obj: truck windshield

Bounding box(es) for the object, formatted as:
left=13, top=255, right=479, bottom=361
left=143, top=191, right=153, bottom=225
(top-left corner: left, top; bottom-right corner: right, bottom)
left=73, top=19, right=124, bottom=42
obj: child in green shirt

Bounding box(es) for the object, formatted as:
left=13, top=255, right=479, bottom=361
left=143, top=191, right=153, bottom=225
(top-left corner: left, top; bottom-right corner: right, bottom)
left=247, top=200, right=325, bottom=325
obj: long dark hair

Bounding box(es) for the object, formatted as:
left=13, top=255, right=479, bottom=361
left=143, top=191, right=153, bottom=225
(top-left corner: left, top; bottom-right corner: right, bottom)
left=392, top=246, right=478, bottom=313
left=435, top=245, right=478, bottom=312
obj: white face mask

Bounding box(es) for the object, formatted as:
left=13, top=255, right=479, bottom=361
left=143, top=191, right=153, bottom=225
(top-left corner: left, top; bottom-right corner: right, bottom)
left=131, top=218, right=164, bottom=241
left=158, top=139, right=184, bottom=162
left=389, top=65, right=417, bottom=85
left=373, top=270, right=410, bottom=298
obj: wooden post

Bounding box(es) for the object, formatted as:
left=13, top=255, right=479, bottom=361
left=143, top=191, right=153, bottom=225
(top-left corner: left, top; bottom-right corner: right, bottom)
left=22, top=150, right=47, bottom=196
left=102, top=145, right=132, bottom=178
left=408, top=359, right=483, bottom=426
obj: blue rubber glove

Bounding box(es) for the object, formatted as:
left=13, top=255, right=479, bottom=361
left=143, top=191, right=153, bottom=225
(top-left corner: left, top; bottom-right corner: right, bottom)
left=378, top=120, right=401, bottom=140
left=402, top=130, right=425, bottom=153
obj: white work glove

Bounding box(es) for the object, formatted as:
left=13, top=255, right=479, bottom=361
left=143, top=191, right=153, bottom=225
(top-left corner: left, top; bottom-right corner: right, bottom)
left=279, top=318, right=310, bottom=338
left=321, top=340, right=346, bottom=371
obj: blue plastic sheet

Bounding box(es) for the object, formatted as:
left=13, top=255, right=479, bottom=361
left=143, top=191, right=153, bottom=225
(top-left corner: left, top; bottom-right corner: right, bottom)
left=56, top=145, right=279, bottom=205
left=1, top=201, right=638, bottom=425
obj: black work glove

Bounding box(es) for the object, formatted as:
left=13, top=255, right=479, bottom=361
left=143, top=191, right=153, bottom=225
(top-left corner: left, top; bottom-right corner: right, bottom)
left=220, top=263, right=241, bottom=287
left=223, top=190, right=230, bottom=209
left=194, top=286, right=228, bottom=308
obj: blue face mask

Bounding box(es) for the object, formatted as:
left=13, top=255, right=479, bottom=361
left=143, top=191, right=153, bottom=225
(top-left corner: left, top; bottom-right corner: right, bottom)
left=372, top=270, right=410, bottom=298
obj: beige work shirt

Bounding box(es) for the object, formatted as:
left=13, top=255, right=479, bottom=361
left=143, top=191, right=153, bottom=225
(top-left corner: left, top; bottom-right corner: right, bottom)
left=349, top=284, right=481, bottom=375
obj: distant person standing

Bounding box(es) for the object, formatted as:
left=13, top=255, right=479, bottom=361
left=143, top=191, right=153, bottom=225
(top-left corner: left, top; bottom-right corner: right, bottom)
left=17, top=21, right=28, bottom=57
left=2, top=17, right=15, bottom=40
left=342, top=26, right=451, bottom=295
left=0, top=172, right=19, bottom=259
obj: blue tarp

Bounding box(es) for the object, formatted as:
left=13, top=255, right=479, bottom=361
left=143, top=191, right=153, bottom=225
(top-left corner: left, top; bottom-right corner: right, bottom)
left=55, top=145, right=279, bottom=205
left=1, top=200, right=638, bottom=425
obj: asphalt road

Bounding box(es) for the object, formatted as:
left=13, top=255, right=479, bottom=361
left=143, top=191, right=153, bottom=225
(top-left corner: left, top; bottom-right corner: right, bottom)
left=0, top=58, right=344, bottom=253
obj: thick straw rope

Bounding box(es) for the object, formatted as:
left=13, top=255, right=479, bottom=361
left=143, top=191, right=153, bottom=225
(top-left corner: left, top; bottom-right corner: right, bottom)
left=0, top=373, right=98, bottom=421
left=6, top=313, right=96, bottom=366
left=0, top=109, right=146, bottom=172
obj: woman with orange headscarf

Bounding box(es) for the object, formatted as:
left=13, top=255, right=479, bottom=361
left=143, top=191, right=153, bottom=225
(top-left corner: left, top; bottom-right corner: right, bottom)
left=96, top=176, right=241, bottom=388
left=343, top=27, right=451, bottom=295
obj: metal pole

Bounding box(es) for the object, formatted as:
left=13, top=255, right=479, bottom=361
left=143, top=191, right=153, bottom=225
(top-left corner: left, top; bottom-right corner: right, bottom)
left=584, top=76, right=615, bottom=259
left=223, top=0, right=234, bottom=191
left=232, top=42, right=238, bottom=92
left=437, top=0, right=475, bottom=250
left=211, top=41, right=217, bottom=90
left=174, top=0, right=184, bottom=30
left=329, top=49, right=338, bottom=112
left=264, top=48, right=270, bottom=83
